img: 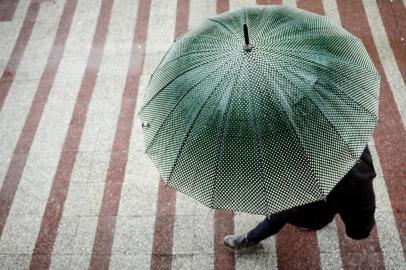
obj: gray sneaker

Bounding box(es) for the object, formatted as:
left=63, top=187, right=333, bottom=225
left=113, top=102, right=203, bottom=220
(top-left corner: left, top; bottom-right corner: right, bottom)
left=223, top=234, right=259, bottom=250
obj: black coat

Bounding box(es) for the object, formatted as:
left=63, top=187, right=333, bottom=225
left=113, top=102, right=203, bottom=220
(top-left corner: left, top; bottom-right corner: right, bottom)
left=284, top=145, right=377, bottom=240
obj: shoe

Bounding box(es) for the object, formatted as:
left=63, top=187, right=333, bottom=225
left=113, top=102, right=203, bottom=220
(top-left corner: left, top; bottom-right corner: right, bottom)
left=223, top=234, right=259, bottom=250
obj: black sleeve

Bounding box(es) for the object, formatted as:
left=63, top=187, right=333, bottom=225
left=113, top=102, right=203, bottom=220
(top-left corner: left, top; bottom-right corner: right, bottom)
left=338, top=145, right=377, bottom=240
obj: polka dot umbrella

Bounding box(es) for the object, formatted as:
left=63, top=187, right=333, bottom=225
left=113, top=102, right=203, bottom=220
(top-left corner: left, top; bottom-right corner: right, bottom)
left=136, top=5, right=381, bottom=216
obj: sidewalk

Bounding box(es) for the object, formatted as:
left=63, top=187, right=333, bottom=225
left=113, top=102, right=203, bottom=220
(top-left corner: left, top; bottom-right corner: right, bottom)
left=0, top=0, right=405, bottom=269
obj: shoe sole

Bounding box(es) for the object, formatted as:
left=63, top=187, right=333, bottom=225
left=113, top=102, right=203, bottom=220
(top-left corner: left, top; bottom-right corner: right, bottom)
left=223, top=242, right=263, bottom=252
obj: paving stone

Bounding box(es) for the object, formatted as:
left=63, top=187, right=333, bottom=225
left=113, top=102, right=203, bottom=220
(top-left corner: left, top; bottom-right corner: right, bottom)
left=319, top=252, right=343, bottom=270
left=68, top=255, right=92, bottom=270
left=52, top=215, right=79, bottom=255
left=49, top=255, right=72, bottom=270
left=72, top=216, right=99, bottom=255
left=63, top=182, right=104, bottom=216
left=0, top=254, right=31, bottom=270
left=171, top=254, right=193, bottom=270
left=317, top=221, right=341, bottom=253
left=0, top=214, right=42, bottom=254
left=112, top=216, right=155, bottom=255
left=119, top=181, right=159, bottom=216
left=109, top=254, right=151, bottom=270
left=172, top=216, right=195, bottom=255
left=192, top=254, right=214, bottom=270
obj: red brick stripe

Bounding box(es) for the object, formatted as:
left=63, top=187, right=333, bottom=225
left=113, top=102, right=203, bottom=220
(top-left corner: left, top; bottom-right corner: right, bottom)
left=150, top=177, right=178, bottom=270
left=258, top=0, right=282, bottom=4
left=276, top=225, right=321, bottom=270
left=149, top=1, right=190, bottom=269
left=216, top=0, right=229, bottom=15
left=336, top=0, right=406, bottom=258
left=27, top=0, right=114, bottom=269
left=297, top=0, right=324, bottom=14
left=0, top=0, right=40, bottom=110
left=88, top=0, right=153, bottom=269
left=335, top=217, right=385, bottom=269
left=376, top=0, right=406, bottom=87
left=0, top=0, right=73, bottom=242
left=214, top=210, right=235, bottom=270
left=0, top=0, right=20, bottom=21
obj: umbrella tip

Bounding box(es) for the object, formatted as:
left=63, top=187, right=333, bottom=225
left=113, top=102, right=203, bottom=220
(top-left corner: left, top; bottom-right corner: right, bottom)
left=243, top=24, right=252, bottom=51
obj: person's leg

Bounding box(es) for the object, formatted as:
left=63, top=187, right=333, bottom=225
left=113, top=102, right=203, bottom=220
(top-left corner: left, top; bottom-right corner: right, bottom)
left=246, top=212, right=288, bottom=243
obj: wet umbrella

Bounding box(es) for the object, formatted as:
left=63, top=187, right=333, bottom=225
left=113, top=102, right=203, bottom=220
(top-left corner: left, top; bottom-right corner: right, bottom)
left=136, top=5, right=381, bottom=215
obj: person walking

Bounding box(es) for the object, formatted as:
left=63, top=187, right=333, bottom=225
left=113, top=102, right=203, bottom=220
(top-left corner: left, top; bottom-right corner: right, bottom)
left=138, top=6, right=382, bottom=253
left=224, top=145, right=377, bottom=250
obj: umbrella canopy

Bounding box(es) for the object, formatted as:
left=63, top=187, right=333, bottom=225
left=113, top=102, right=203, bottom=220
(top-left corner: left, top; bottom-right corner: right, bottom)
left=137, top=5, right=381, bottom=215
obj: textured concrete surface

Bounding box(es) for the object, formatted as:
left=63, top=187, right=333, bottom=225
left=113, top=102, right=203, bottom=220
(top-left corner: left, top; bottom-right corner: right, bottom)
left=0, top=0, right=405, bottom=269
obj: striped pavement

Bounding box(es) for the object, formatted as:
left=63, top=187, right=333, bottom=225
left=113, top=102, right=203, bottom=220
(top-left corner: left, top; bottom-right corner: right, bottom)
left=0, top=0, right=404, bottom=269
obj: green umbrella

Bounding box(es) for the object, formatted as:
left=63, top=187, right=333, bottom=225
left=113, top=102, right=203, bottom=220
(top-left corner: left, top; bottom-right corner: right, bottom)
left=136, top=5, right=381, bottom=216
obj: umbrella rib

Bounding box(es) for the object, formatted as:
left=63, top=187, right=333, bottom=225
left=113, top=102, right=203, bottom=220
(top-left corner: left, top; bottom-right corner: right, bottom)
left=311, top=81, right=379, bottom=143
left=143, top=58, right=232, bottom=154
left=268, top=67, right=324, bottom=198
left=262, top=50, right=379, bottom=122
left=175, top=35, right=237, bottom=46
left=248, top=6, right=269, bottom=35
left=206, top=18, right=240, bottom=39
left=264, top=56, right=364, bottom=195
left=138, top=52, right=234, bottom=115
left=262, top=52, right=376, bottom=159
left=278, top=47, right=372, bottom=72
left=150, top=49, right=234, bottom=81
left=325, top=78, right=379, bottom=123
left=166, top=57, right=237, bottom=186
left=260, top=40, right=378, bottom=75
left=305, top=92, right=363, bottom=164
left=244, top=69, right=269, bottom=214
left=255, top=15, right=315, bottom=42
left=153, top=49, right=234, bottom=75
left=262, top=31, right=353, bottom=45
left=210, top=59, right=244, bottom=209
left=262, top=45, right=379, bottom=80
left=294, top=64, right=378, bottom=121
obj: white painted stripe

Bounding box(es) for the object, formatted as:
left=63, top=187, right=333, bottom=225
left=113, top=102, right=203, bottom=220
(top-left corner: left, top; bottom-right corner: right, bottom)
left=234, top=213, right=278, bottom=270
left=0, top=0, right=68, bottom=261
left=171, top=193, right=214, bottom=269
left=189, top=0, right=216, bottom=29
left=110, top=76, right=159, bottom=265
left=317, top=220, right=343, bottom=270
left=110, top=0, right=178, bottom=268
left=321, top=0, right=341, bottom=25
left=169, top=1, right=216, bottom=268
left=362, top=0, right=406, bottom=126
left=230, top=0, right=257, bottom=10
left=368, top=138, right=405, bottom=268
left=0, top=0, right=62, bottom=189
left=283, top=0, right=296, bottom=8
left=49, top=0, right=140, bottom=269
left=0, top=0, right=31, bottom=75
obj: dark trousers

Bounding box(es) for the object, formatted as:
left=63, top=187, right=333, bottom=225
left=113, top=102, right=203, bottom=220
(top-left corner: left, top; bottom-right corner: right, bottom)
left=246, top=212, right=288, bottom=244
left=246, top=201, right=336, bottom=244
